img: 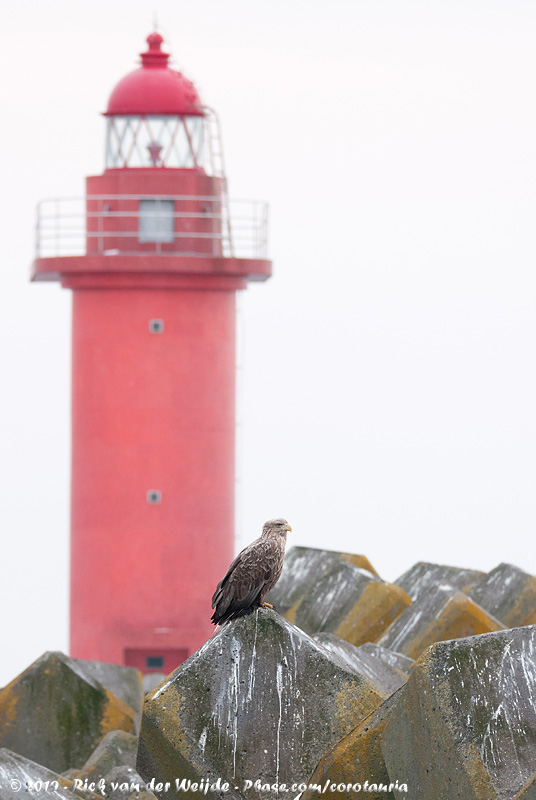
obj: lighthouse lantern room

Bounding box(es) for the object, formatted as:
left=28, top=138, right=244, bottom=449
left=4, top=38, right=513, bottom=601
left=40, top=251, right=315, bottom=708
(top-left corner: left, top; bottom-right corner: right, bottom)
left=32, top=32, right=271, bottom=676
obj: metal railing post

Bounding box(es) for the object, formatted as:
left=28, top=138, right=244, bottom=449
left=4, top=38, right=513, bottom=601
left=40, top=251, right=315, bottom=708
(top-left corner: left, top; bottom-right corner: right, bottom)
left=55, top=198, right=60, bottom=257
left=35, top=201, right=41, bottom=258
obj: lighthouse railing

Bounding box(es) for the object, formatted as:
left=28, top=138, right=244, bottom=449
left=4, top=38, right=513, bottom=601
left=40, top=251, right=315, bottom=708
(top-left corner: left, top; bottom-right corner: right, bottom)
left=203, top=107, right=234, bottom=258
left=34, top=196, right=269, bottom=260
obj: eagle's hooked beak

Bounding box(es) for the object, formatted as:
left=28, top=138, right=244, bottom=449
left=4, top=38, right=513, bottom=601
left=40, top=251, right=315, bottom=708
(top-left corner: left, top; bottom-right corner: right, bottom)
left=285, top=523, right=292, bottom=532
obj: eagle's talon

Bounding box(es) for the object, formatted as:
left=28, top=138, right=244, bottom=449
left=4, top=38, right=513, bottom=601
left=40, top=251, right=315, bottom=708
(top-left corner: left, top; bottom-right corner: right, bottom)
left=261, top=602, right=274, bottom=609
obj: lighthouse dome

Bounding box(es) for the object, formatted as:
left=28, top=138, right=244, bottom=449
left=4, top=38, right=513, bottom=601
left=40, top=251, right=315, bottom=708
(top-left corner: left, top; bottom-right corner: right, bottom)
left=105, top=32, right=204, bottom=117
left=104, top=32, right=207, bottom=168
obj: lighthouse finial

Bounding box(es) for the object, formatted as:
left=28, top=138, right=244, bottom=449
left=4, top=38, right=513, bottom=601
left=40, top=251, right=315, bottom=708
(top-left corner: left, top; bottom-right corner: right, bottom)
left=142, top=30, right=168, bottom=67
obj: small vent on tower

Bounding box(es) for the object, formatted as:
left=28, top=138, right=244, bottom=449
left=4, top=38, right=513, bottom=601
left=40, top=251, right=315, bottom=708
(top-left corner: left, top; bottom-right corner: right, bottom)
left=149, top=319, right=164, bottom=333
left=147, top=490, right=162, bottom=504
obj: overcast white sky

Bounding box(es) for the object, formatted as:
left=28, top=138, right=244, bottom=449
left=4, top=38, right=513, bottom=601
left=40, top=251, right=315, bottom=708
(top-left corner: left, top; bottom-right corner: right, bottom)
left=1, top=0, right=536, bottom=686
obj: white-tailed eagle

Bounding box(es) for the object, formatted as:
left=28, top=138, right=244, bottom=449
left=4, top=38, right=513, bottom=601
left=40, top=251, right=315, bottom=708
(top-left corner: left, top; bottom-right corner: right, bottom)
left=211, top=518, right=291, bottom=625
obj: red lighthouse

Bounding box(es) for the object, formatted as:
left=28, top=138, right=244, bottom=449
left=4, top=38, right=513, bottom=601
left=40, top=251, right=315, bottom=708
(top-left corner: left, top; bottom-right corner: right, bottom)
left=32, top=32, right=270, bottom=674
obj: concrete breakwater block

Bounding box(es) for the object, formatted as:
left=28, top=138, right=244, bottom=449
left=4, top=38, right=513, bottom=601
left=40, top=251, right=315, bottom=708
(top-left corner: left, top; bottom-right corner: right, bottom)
left=466, top=563, right=536, bottom=627
left=0, top=748, right=102, bottom=800
left=137, top=608, right=386, bottom=800
left=72, top=659, right=144, bottom=733
left=382, top=625, right=536, bottom=800
left=394, top=561, right=483, bottom=600
left=285, top=562, right=412, bottom=647
left=377, top=587, right=503, bottom=659
left=67, top=730, right=138, bottom=783
left=267, top=546, right=379, bottom=614
left=302, top=693, right=403, bottom=800
left=0, top=652, right=135, bottom=774
left=356, top=642, right=413, bottom=675
left=313, top=634, right=410, bottom=696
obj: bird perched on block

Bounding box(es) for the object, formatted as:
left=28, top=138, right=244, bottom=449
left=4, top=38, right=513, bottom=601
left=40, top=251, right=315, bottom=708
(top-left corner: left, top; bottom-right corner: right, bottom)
left=211, top=518, right=291, bottom=626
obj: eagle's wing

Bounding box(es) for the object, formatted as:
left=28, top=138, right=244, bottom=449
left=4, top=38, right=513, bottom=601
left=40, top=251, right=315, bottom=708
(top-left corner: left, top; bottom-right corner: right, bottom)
left=211, top=536, right=282, bottom=625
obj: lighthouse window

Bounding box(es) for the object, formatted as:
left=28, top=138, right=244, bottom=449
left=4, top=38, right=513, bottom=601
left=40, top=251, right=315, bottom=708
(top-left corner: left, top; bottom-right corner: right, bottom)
left=106, top=116, right=205, bottom=169
left=147, top=490, right=162, bottom=504
left=149, top=319, right=164, bottom=333
left=139, top=199, right=175, bottom=243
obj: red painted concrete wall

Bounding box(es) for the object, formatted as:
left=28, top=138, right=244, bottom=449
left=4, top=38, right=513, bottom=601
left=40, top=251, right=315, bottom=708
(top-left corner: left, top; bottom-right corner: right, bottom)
left=70, top=285, right=236, bottom=665
left=86, top=170, right=223, bottom=257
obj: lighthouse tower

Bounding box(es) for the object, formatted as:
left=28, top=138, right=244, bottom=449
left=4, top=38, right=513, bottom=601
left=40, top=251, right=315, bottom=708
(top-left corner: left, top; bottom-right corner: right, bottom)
left=32, top=32, right=270, bottom=673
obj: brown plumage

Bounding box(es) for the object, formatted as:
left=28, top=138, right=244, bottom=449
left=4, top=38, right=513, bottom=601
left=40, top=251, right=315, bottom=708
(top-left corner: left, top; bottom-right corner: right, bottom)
left=211, top=518, right=291, bottom=625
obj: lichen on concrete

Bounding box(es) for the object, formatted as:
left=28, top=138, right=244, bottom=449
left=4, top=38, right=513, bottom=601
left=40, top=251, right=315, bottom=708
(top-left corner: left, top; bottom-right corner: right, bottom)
left=382, top=625, right=536, bottom=800
left=377, top=587, right=503, bottom=659
left=303, top=692, right=403, bottom=800
left=0, top=652, right=135, bottom=773
left=283, top=562, right=411, bottom=647
left=72, top=659, right=144, bottom=733
left=137, top=608, right=386, bottom=800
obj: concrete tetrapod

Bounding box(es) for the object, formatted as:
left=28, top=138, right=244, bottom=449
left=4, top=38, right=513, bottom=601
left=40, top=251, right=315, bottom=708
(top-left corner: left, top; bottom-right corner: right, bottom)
left=0, top=748, right=102, bottom=800
left=355, top=642, right=413, bottom=675
left=0, top=652, right=135, bottom=774
left=382, top=625, right=536, bottom=800
left=72, top=659, right=144, bottom=734
left=377, top=586, right=503, bottom=659
left=466, top=563, right=536, bottom=627
left=284, top=562, right=411, bottom=646
left=66, top=730, right=138, bottom=783
left=313, top=634, right=410, bottom=696
left=267, top=546, right=379, bottom=614
left=302, top=693, right=403, bottom=800
left=137, top=608, right=387, bottom=800
left=394, top=561, right=483, bottom=601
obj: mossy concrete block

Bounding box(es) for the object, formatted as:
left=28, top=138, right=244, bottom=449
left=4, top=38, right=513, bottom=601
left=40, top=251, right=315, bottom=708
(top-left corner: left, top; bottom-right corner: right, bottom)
left=0, top=748, right=102, bottom=800
left=302, top=693, right=403, bottom=800
left=137, top=608, right=386, bottom=800
left=0, top=652, right=135, bottom=774
left=382, top=626, right=536, bottom=799
left=466, top=563, right=536, bottom=627
left=267, top=546, right=379, bottom=614
left=394, top=561, right=483, bottom=601
left=313, top=634, right=409, bottom=696
left=377, top=587, right=503, bottom=659
left=72, top=730, right=138, bottom=782
left=73, top=659, right=144, bottom=733
left=285, top=563, right=411, bottom=647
